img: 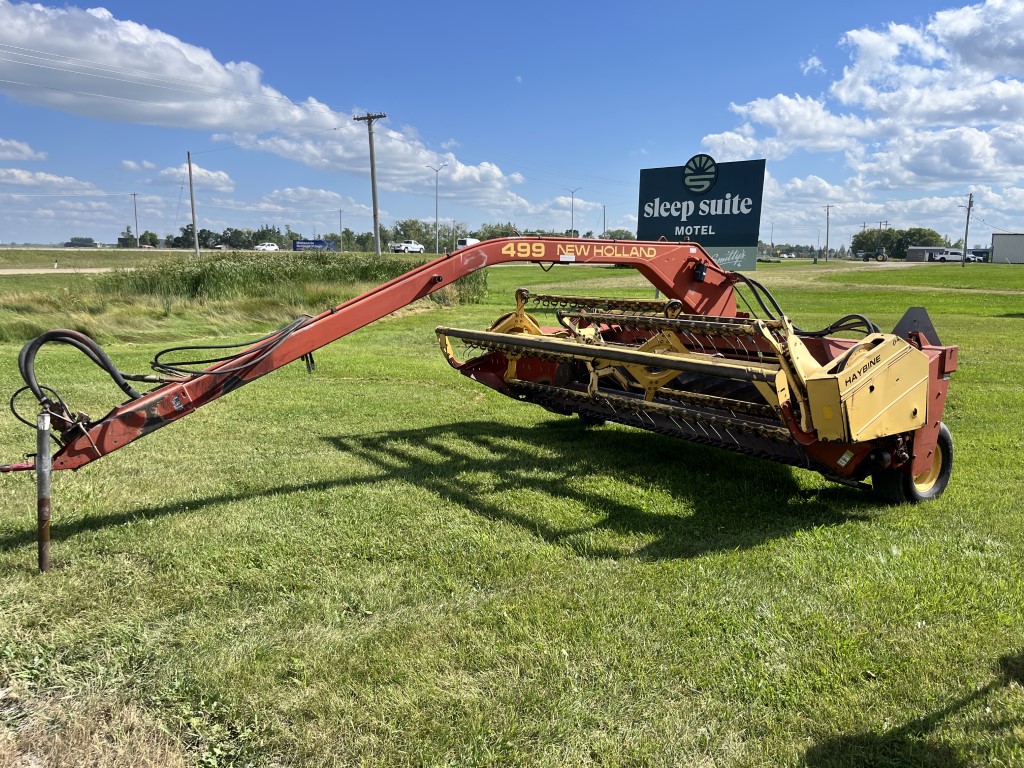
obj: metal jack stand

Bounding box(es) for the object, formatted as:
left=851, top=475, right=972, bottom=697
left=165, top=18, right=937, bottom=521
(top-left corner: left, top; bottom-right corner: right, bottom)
left=36, top=407, right=52, bottom=573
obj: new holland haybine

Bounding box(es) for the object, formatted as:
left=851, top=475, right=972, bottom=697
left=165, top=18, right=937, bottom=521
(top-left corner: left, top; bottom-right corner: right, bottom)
left=4, top=237, right=957, bottom=508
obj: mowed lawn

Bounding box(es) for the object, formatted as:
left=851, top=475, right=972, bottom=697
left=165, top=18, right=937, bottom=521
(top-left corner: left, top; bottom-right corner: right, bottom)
left=0, top=257, right=1022, bottom=767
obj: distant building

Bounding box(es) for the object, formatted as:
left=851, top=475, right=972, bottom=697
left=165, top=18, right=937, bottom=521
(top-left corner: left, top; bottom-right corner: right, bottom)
left=906, top=246, right=972, bottom=262
left=990, top=233, right=1024, bottom=263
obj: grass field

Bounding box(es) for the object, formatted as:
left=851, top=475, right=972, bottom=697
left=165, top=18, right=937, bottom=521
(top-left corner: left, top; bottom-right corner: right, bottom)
left=1, top=254, right=1022, bottom=767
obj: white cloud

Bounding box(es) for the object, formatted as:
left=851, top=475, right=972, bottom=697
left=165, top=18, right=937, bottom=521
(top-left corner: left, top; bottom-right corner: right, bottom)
left=801, top=56, right=825, bottom=76
left=0, top=167, right=97, bottom=190
left=0, top=2, right=525, bottom=205
left=156, top=162, right=234, bottom=193
left=930, top=0, right=1024, bottom=76
left=704, top=0, right=1024, bottom=199
left=0, top=137, right=45, bottom=160
left=702, top=95, right=875, bottom=160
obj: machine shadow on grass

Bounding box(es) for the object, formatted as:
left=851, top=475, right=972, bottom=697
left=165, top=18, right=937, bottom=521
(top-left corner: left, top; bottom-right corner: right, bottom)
left=0, top=419, right=877, bottom=561
left=802, top=650, right=1024, bottom=768
left=323, top=418, right=876, bottom=560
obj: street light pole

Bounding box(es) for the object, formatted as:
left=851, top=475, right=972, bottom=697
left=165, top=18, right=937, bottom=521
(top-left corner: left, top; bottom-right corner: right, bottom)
left=565, top=187, right=581, bottom=236
left=427, top=162, right=447, bottom=253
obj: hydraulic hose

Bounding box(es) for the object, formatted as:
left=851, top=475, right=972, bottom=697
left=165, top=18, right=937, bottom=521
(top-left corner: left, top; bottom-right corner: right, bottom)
left=18, top=329, right=143, bottom=403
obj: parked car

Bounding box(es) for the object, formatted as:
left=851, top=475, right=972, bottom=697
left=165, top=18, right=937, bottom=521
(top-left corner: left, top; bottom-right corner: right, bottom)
left=389, top=239, right=426, bottom=253
left=253, top=242, right=279, bottom=251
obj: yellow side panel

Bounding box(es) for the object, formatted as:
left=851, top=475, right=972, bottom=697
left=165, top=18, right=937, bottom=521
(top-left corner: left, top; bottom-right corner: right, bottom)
left=805, top=335, right=929, bottom=443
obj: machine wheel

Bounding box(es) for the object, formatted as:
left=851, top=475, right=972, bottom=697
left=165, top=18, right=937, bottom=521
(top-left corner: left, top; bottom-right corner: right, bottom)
left=577, top=411, right=606, bottom=427
left=872, top=423, right=953, bottom=504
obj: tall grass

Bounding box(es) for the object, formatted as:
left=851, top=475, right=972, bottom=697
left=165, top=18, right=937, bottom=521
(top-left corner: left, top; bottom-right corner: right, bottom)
left=97, top=252, right=488, bottom=305
left=0, top=252, right=488, bottom=345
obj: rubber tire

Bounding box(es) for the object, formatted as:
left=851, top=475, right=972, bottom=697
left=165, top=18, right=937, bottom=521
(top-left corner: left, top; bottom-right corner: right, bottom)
left=872, top=423, right=953, bottom=504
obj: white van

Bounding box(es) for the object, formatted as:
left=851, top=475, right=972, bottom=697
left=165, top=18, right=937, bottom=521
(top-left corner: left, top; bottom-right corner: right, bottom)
left=456, top=238, right=480, bottom=250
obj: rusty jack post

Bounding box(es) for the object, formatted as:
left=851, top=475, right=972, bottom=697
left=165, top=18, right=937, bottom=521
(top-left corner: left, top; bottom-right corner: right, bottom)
left=36, top=407, right=51, bottom=573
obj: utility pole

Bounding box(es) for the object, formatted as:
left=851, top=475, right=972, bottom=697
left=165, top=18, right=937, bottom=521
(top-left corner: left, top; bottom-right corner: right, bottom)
left=822, top=204, right=833, bottom=262
left=427, top=162, right=447, bottom=253
left=131, top=192, right=139, bottom=248
left=339, top=209, right=343, bottom=251
left=354, top=112, right=387, bottom=257
left=961, top=192, right=974, bottom=269
left=187, top=151, right=200, bottom=258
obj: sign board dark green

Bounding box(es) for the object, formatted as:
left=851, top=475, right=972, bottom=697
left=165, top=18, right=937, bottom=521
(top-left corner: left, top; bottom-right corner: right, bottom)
left=637, top=156, right=765, bottom=270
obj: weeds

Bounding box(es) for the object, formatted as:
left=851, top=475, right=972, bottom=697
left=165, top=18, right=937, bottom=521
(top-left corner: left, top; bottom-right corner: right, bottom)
left=97, top=251, right=488, bottom=306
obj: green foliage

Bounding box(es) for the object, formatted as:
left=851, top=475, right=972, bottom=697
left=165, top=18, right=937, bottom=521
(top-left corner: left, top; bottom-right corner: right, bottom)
left=389, top=218, right=429, bottom=245
left=851, top=226, right=945, bottom=259
left=602, top=228, right=635, bottom=240
left=96, top=251, right=487, bottom=305
left=1, top=259, right=1022, bottom=766
left=474, top=221, right=522, bottom=240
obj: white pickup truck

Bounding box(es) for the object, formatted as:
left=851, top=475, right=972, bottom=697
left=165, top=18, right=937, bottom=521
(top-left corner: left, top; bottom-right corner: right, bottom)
left=389, top=239, right=425, bottom=253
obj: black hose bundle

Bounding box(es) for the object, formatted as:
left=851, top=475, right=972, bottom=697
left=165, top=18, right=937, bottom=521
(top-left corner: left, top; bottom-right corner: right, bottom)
left=10, top=317, right=310, bottom=432
left=731, top=273, right=880, bottom=337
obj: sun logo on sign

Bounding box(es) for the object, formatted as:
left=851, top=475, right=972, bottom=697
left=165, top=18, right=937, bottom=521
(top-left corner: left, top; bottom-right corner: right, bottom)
left=683, top=154, right=718, bottom=194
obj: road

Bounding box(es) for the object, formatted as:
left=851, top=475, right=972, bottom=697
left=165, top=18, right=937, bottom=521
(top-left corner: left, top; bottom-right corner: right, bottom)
left=0, top=267, right=114, bottom=275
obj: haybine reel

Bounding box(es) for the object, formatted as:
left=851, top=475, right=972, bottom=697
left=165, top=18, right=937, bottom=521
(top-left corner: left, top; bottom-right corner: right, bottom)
left=4, top=237, right=956, bottom=505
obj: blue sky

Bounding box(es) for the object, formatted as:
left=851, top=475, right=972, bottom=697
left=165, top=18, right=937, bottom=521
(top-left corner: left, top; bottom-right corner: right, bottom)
left=0, top=0, right=1021, bottom=249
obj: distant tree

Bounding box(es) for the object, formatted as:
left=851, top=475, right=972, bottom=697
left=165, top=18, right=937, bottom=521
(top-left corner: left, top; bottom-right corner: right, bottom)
left=602, top=228, right=635, bottom=240
left=352, top=231, right=375, bottom=251
left=903, top=227, right=945, bottom=248
left=390, top=219, right=429, bottom=244
left=252, top=224, right=283, bottom=246
left=851, top=226, right=944, bottom=259
left=197, top=228, right=217, bottom=249
left=219, top=227, right=252, bottom=249
left=139, top=230, right=159, bottom=247
left=474, top=221, right=520, bottom=240
left=169, top=224, right=194, bottom=248
left=339, top=228, right=355, bottom=251
left=435, top=220, right=470, bottom=252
